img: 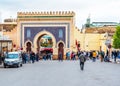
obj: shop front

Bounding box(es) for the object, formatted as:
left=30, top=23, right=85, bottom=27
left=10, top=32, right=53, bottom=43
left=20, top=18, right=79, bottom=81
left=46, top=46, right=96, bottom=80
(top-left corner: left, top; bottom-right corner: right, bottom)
left=0, top=40, right=12, bottom=55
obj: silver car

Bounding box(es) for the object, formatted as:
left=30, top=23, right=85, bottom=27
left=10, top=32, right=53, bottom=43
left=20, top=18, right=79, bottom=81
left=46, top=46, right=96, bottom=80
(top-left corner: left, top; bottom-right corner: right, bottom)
left=4, top=52, right=23, bottom=68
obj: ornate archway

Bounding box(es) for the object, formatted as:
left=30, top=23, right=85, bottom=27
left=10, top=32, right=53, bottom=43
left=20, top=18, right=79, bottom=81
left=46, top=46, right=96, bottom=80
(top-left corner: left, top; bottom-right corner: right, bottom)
left=33, top=30, right=56, bottom=52
left=24, top=40, right=33, bottom=52
left=26, top=42, right=32, bottom=52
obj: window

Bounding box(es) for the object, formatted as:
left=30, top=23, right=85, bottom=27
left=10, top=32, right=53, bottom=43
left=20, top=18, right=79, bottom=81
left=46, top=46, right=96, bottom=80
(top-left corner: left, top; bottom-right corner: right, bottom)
left=59, top=29, right=63, bottom=38
left=7, top=54, right=19, bottom=59
left=27, top=29, right=31, bottom=38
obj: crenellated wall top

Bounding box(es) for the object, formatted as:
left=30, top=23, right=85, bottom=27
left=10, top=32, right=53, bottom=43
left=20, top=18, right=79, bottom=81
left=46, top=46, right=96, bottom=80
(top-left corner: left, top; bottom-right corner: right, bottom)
left=17, top=11, right=75, bottom=17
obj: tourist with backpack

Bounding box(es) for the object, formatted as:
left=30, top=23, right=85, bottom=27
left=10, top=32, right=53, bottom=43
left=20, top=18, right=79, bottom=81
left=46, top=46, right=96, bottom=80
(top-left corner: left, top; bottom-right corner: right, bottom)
left=79, top=52, right=86, bottom=70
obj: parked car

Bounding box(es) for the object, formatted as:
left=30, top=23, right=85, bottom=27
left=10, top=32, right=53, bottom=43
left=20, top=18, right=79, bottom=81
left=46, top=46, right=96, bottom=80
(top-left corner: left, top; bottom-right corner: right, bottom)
left=4, top=52, right=22, bottom=68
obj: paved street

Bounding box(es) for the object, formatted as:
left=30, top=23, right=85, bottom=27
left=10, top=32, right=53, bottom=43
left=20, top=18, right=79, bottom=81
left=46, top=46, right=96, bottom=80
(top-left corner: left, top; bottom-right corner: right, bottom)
left=0, top=60, right=120, bottom=86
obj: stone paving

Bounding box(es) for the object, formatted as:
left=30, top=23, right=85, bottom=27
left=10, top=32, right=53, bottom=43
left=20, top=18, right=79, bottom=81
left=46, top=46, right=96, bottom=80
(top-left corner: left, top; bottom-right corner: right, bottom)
left=0, top=60, right=120, bottom=86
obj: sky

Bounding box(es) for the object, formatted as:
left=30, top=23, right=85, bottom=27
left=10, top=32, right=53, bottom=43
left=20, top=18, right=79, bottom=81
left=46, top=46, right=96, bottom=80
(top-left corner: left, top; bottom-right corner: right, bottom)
left=0, top=0, right=120, bottom=29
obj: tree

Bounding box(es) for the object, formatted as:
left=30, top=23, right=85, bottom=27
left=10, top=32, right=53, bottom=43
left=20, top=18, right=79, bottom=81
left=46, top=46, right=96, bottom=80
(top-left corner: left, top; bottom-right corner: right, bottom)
left=113, top=25, right=120, bottom=49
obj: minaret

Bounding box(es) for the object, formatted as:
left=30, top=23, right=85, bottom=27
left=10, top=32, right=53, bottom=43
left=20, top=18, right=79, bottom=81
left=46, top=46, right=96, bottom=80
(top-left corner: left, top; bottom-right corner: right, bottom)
left=85, top=14, right=91, bottom=28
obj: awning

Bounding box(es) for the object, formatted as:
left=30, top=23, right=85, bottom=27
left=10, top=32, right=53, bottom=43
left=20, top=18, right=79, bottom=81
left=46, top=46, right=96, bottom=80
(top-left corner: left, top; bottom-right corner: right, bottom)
left=40, top=48, right=53, bottom=52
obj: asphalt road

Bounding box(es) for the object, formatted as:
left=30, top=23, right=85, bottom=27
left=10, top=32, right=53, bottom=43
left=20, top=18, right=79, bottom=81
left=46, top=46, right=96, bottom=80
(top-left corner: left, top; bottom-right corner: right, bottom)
left=0, top=60, right=120, bottom=86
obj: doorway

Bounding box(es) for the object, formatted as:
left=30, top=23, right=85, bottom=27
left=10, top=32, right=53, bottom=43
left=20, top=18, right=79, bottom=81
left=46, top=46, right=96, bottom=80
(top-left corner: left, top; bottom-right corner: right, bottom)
left=26, top=42, right=31, bottom=52
left=58, top=42, right=64, bottom=60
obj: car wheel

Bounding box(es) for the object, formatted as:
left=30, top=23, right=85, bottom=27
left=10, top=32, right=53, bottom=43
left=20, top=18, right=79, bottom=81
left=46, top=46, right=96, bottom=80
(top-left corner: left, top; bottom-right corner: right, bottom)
left=17, top=64, right=20, bottom=68
left=20, top=64, right=22, bottom=67
left=4, top=64, right=6, bottom=68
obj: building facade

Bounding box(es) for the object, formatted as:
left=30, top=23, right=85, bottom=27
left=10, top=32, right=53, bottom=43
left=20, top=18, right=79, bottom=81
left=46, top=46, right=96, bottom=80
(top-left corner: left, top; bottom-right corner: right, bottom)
left=16, top=11, right=76, bottom=59
left=0, top=11, right=118, bottom=59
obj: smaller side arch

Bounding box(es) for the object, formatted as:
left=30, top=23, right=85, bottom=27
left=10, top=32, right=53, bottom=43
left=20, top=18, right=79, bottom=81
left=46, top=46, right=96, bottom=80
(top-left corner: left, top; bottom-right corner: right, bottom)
left=57, top=40, right=65, bottom=48
left=57, top=40, right=65, bottom=60
left=24, top=40, right=33, bottom=47
left=24, top=40, right=33, bottom=52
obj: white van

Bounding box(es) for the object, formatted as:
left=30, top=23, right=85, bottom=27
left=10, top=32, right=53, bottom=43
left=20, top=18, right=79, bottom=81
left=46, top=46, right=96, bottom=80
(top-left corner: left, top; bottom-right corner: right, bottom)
left=4, top=52, right=23, bottom=68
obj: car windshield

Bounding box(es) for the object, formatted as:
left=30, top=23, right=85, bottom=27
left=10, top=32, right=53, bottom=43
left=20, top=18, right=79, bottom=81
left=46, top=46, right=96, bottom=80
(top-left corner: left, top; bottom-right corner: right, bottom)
left=6, top=54, right=19, bottom=59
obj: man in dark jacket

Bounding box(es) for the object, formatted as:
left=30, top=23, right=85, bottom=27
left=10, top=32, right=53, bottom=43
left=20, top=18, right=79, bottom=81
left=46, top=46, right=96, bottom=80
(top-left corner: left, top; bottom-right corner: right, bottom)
left=30, top=51, right=35, bottom=63
left=79, top=53, right=86, bottom=70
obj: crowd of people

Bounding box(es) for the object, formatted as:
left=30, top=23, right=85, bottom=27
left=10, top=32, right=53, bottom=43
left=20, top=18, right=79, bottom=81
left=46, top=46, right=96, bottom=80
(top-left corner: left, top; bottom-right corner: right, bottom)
left=0, top=49, right=120, bottom=71
left=21, top=51, right=39, bottom=64
left=0, top=49, right=120, bottom=65
left=66, top=50, right=120, bottom=63
left=67, top=50, right=120, bottom=70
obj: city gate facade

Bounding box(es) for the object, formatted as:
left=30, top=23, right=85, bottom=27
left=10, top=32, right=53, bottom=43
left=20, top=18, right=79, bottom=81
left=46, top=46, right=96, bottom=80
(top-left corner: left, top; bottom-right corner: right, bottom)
left=17, top=11, right=75, bottom=59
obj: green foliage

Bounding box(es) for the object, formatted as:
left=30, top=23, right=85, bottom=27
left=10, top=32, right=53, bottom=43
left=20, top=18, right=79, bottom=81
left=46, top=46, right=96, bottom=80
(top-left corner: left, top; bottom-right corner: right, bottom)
left=113, top=25, right=120, bottom=49
left=40, top=42, right=53, bottom=47
left=40, top=42, right=48, bottom=47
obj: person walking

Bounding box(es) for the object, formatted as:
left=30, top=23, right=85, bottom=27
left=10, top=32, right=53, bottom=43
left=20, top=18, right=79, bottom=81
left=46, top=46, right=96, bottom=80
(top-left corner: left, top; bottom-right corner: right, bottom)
left=92, top=51, right=97, bottom=62
left=22, top=51, right=27, bottom=64
left=99, top=50, right=105, bottom=62
left=0, top=53, right=2, bottom=65
left=35, top=52, right=39, bottom=62
left=79, top=52, right=86, bottom=70
left=30, top=51, right=35, bottom=63
left=58, top=51, right=63, bottom=61
left=113, top=50, right=117, bottom=63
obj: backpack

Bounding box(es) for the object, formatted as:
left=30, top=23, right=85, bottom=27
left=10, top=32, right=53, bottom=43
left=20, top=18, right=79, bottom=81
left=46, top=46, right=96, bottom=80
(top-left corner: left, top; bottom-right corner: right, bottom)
left=80, top=55, right=85, bottom=62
